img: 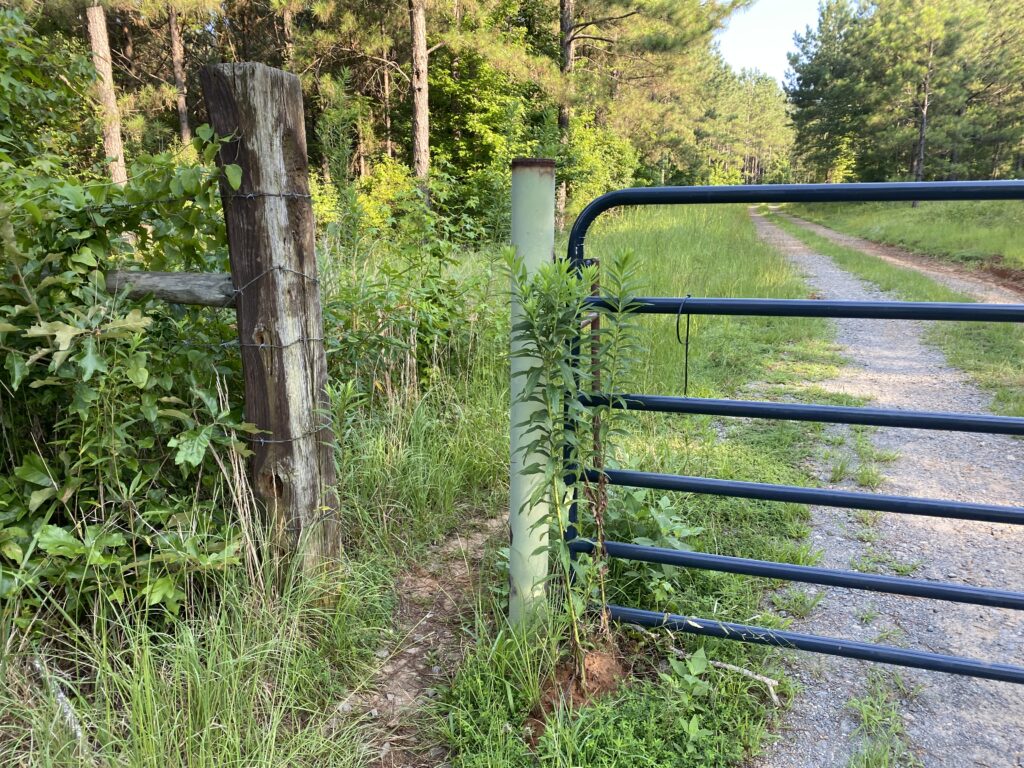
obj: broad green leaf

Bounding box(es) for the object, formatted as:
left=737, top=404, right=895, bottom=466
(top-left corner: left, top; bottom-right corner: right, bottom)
left=1, top=539, right=23, bottom=562
left=224, top=164, right=243, bottom=190
left=168, top=426, right=213, bottom=467
left=37, top=525, right=85, bottom=558
left=77, top=337, right=107, bottom=381
left=126, top=352, right=149, bottom=388
left=14, top=454, right=52, bottom=487
left=141, top=392, right=159, bottom=421
left=28, top=486, right=56, bottom=512
left=5, top=352, right=27, bottom=391
left=193, top=386, right=218, bottom=416
left=102, top=309, right=151, bottom=335
left=25, top=321, right=84, bottom=350
left=687, top=647, right=708, bottom=676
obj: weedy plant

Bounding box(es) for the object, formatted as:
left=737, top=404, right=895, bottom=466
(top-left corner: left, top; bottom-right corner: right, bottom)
left=508, top=247, right=642, bottom=673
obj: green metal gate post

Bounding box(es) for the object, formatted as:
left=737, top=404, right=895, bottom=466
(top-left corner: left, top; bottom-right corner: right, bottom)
left=509, top=158, right=555, bottom=624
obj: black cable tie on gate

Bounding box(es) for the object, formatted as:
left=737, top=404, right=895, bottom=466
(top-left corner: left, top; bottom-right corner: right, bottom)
left=675, top=294, right=692, bottom=397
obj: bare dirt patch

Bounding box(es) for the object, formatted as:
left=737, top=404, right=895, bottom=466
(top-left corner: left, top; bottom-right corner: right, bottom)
left=524, top=648, right=627, bottom=745
left=341, top=516, right=506, bottom=768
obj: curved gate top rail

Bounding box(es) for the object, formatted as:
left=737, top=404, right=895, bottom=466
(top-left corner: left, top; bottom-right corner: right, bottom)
left=565, top=179, right=1024, bottom=685
left=568, top=180, right=1024, bottom=264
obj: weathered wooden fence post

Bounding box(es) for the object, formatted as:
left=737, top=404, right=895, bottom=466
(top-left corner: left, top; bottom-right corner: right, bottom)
left=508, top=158, right=556, bottom=624
left=199, top=63, right=340, bottom=572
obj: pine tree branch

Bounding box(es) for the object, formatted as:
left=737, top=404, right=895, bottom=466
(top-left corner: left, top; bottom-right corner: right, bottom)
left=568, top=9, right=641, bottom=38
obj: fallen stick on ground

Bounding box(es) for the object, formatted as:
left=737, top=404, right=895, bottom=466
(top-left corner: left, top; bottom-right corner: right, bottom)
left=630, top=625, right=782, bottom=706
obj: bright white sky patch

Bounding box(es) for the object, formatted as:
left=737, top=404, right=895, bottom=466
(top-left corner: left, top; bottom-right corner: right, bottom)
left=716, top=0, right=821, bottom=83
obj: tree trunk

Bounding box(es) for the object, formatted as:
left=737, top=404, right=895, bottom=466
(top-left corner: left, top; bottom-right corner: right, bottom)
left=912, top=40, right=935, bottom=183
left=382, top=19, right=394, bottom=160
left=282, top=8, right=295, bottom=62
left=121, top=16, right=134, bottom=78
left=913, top=84, right=930, bottom=183
left=409, top=0, right=429, bottom=189
left=382, top=58, right=394, bottom=158
left=556, top=0, right=575, bottom=229
left=85, top=4, right=127, bottom=185
left=910, top=41, right=934, bottom=207
left=168, top=5, right=191, bottom=144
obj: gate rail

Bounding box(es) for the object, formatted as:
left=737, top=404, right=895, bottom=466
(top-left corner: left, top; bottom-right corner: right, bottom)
left=565, top=180, right=1024, bottom=685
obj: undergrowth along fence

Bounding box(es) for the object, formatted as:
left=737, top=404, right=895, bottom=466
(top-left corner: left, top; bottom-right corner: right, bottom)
left=510, top=177, right=1024, bottom=684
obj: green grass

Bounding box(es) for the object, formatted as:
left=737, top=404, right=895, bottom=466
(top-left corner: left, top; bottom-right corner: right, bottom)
left=771, top=587, right=824, bottom=618
left=772, top=215, right=1024, bottom=416
left=1, top=564, right=392, bottom=767
left=1, top=239, right=512, bottom=766
left=846, top=671, right=922, bottom=768
left=325, top=242, right=511, bottom=557
left=439, top=205, right=843, bottom=767
left=790, top=200, right=1024, bottom=270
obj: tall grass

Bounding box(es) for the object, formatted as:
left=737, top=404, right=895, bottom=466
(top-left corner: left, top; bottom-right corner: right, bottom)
left=790, top=200, right=1024, bottom=269
left=1, top=232, right=512, bottom=766
left=588, top=206, right=838, bottom=609
left=0, top=563, right=391, bottom=767
left=440, top=205, right=843, bottom=767
left=324, top=239, right=511, bottom=556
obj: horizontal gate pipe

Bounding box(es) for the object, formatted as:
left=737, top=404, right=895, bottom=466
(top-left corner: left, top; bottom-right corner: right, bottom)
left=604, top=604, right=1024, bottom=685
left=567, top=180, right=1024, bottom=265
left=586, top=468, right=1024, bottom=526
left=582, top=296, right=1024, bottom=322
left=579, top=393, right=1024, bottom=435
left=569, top=539, right=1024, bottom=610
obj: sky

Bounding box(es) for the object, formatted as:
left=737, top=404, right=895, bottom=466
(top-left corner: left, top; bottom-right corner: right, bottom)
left=716, top=0, right=822, bottom=84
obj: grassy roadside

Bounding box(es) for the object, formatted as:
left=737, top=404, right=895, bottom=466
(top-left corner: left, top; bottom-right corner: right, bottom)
left=439, top=206, right=843, bottom=767
left=1, top=237, right=512, bottom=766
left=789, top=201, right=1024, bottom=270
left=772, top=215, right=1024, bottom=416
left=2, top=565, right=393, bottom=766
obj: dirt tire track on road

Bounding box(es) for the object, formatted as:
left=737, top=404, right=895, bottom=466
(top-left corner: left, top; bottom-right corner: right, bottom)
left=780, top=213, right=1024, bottom=303
left=750, top=212, right=1024, bottom=768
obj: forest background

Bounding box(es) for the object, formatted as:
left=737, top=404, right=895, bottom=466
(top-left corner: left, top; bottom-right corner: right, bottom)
left=23, top=0, right=1024, bottom=239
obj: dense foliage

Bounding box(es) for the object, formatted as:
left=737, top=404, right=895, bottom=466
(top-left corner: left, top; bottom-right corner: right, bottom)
left=0, top=7, right=510, bottom=626
left=788, top=0, right=1024, bottom=182
left=0, top=10, right=252, bottom=623
left=25, top=0, right=794, bottom=235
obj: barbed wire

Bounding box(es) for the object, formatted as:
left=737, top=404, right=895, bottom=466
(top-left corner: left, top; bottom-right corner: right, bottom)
left=224, top=265, right=330, bottom=449
left=230, top=264, right=320, bottom=296
left=239, top=424, right=334, bottom=447
left=18, top=186, right=333, bottom=451
left=16, top=184, right=312, bottom=218
left=225, top=191, right=312, bottom=202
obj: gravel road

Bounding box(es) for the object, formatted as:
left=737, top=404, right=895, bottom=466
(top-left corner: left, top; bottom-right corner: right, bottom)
left=780, top=214, right=1024, bottom=304
left=750, top=213, right=1024, bottom=768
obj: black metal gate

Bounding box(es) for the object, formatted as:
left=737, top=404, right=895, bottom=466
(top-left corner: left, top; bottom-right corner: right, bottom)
left=565, top=180, right=1024, bottom=684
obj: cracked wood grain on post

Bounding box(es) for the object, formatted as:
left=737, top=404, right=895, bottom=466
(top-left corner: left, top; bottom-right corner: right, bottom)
left=200, top=62, right=340, bottom=571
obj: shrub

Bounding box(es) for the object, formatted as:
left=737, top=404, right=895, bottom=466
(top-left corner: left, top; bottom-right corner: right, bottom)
left=1, top=12, right=249, bottom=625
